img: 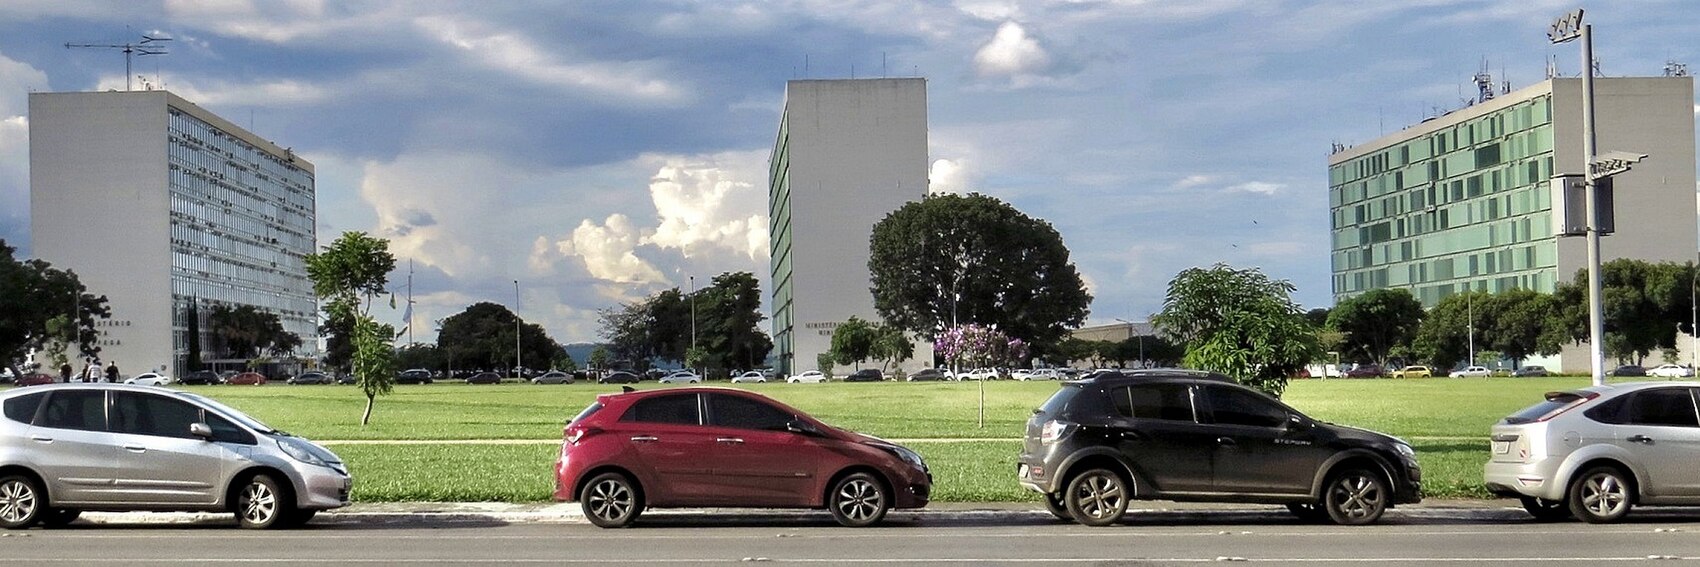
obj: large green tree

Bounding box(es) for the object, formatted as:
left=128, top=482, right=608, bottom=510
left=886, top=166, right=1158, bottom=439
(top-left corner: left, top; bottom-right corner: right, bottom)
left=1480, top=288, right=1563, bottom=367
left=436, top=302, right=561, bottom=374
left=0, top=239, right=110, bottom=370
left=829, top=317, right=880, bottom=370
left=596, top=272, right=772, bottom=372
left=868, top=193, right=1091, bottom=355
left=208, top=304, right=302, bottom=359
left=1549, top=259, right=1695, bottom=364
left=1153, top=264, right=1318, bottom=397
left=1327, top=288, right=1425, bottom=368
left=695, top=272, right=773, bottom=371
left=1412, top=290, right=1484, bottom=369
left=306, top=232, right=397, bottom=425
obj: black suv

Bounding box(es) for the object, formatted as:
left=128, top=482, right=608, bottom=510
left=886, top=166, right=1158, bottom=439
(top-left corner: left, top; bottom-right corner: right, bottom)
left=396, top=369, right=434, bottom=384
left=1018, top=370, right=1421, bottom=526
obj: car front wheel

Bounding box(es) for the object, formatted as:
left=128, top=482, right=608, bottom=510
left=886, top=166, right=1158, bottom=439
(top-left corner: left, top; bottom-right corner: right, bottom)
left=1064, top=468, right=1128, bottom=527
left=1323, top=468, right=1388, bottom=525
left=0, top=475, right=44, bottom=529
left=1569, top=466, right=1633, bottom=523
left=582, top=472, right=643, bottom=528
left=828, top=472, right=890, bottom=527
left=236, top=474, right=296, bottom=529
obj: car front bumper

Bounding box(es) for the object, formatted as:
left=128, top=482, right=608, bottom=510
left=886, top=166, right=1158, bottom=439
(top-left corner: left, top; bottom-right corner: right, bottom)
left=292, top=462, right=354, bottom=510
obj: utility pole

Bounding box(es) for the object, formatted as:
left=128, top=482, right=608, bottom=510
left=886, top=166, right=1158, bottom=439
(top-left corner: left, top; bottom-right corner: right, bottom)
left=513, top=280, right=521, bottom=378
left=1549, top=9, right=1612, bottom=386
left=65, top=34, right=170, bottom=91
left=689, top=275, right=697, bottom=375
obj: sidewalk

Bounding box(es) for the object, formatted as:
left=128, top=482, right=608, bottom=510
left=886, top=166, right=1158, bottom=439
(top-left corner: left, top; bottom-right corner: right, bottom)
left=77, top=499, right=1527, bottom=527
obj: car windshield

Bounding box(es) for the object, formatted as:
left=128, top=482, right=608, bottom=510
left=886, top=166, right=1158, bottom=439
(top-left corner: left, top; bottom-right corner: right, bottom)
left=177, top=392, right=282, bottom=435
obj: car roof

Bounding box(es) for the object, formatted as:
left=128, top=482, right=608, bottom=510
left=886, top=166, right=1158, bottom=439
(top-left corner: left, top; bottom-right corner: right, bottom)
left=0, top=382, right=200, bottom=400
left=1073, top=368, right=1238, bottom=385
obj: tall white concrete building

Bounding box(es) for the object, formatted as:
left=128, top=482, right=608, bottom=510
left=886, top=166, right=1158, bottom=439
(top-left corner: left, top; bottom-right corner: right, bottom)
left=30, top=90, right=318, bottom=377
left=1327, top=77, right=1696, bottom=371
left=768, top=78, right=928, bottom=375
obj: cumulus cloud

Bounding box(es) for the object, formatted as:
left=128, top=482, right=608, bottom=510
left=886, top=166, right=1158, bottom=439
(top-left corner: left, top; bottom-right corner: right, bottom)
left=357, top=152, right=526, bottom=278
left=929, top=158, right=974, bottom=194
left=973, top=21, right=1052, bottom=80
left=644, top=153, right=770, bottom=260
left=557, top=214, right=666, bottom=284
left=414, top=15, right=688, bottom=106
left=0, top=51, right=48, bottom=247
left=1225, top=181, right=1284, bottom=196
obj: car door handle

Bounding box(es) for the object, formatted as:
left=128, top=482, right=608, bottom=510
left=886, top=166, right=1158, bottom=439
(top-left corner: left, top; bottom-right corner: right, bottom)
left=1627, top=435, right=1654, bottom=445
left=1118, top=431, right=1143, bottom=440
left=630, top=436, right=659, bottom=443
left=29, top=436, right=52, bottom=444
left=123, top=445, right=147, bottom=453
left=1216, top=437, right=1237, bottom=446
left=716, top=437, right=744, bottom=445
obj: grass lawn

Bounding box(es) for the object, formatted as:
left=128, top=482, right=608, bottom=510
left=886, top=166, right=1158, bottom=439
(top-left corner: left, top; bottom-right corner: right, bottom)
left=184, top=376, right=1622, bottom=503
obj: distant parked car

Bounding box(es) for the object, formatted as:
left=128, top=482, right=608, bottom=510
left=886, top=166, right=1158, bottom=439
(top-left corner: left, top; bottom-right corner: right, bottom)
left=1013, top=369, right=1060, bottom=381
left=658, top=371, right=701, bottom=384
left=287, top=371, right=333, bottom=385
left=1648, top=364, right=1694, bottom=378
left=907, top=368, right=948, bottom=382
left=397, top=369, right=434, bottom=384
left=15, top=373, right=55, bottom=387
left=1449, top=366, right=1491, bottom=378
left=1484, top=381, right=1700, bottom=523
left=1344, top=365, right=1384, bottom=378
left=1510, top=365, right=1550, bottom=377
left=844, top=369, right=883, bottom=382
left=1390, top=365, right=1432, bottom=379
left=532, top=371, right=575, bottom=385
left=1609, top=365, right=1647, bottom=377
left=787, top=370, right=827, bottom=384
left=730, top=371, right=767, bottom=384
left=337, top=374, right=356, bottom=385
left=466, top=372, right=502, bottom=385
left=179, top=370, right=222, bottom=385
left=226, top=372, right=267, bottom=386
left=123, top=372, right=172, bottom=387
left=598, top=371, right=641, bottom=384
left=962, top=368, right=1000, bottom=381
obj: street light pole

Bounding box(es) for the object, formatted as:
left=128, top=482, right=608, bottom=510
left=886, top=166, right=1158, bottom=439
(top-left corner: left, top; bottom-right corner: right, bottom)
left=1550, top=9, right=1607, bottom=386
left=513, top=280, right=521, bottom=378
left=689, top=275, right=697, bottom=375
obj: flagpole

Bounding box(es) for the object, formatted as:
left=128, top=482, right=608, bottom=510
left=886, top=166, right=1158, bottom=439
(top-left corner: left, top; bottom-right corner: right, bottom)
left=407, top=259, right=414, bottom=346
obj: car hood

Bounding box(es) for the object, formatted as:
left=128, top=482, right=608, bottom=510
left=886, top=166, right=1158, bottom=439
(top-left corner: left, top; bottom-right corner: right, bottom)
left=1319, top=421, right=1407, bottom=447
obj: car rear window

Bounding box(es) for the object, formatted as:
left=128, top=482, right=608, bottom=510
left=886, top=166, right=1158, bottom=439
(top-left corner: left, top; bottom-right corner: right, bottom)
left=569, top=402, right=603, bottom=425
left=1504, top=391, right=1592, bottom=424
left=1035, top=384, right=1085, bottom=418
left=2, top=392, right=46, bottom=424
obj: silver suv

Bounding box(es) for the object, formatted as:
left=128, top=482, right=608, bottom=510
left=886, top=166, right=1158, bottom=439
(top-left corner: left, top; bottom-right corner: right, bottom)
left=0, top=384, right=351, bottom=529
left=1484, top=381, right=1700, bottom=523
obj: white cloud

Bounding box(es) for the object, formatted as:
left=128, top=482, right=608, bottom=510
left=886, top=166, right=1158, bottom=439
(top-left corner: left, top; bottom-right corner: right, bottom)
left=357, top=152, right=526, bottom=279
left=643, top=152, right=771, bottom=260
left=0, top=51, right=48, bottom=241
left=93, top=74, right=330, bottom=106
left=161, top=0, right=383, bottom=43
left=1225, top=181, right=1284, bottom=196
left=559, top=214, right=666, bottom=284
left=414, top=15, right=688, bottom=106
left=929, top=158, right=974, bottom=194
left=973, top=21, right=1052, bottom=82
left=1175, top=175, right=1215, bottom=189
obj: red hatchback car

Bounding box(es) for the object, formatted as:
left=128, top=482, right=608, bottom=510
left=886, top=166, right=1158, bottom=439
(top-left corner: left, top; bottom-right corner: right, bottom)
left=554, top=387, right=931, bottom=528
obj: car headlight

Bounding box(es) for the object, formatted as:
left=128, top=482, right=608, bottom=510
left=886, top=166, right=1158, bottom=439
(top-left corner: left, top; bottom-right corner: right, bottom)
left=879, top=444, right=927, bottom=472
left=1394, top=442, right=1416, bottom=459
left=277, top=437, right=332, bottom=468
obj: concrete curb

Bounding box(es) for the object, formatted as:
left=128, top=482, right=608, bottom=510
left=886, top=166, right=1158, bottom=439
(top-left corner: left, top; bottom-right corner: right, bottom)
left=75, top=499, right=1530, bottom=527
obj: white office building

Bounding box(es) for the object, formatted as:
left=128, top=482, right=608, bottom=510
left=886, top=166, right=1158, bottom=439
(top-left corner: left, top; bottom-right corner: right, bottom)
left=768, top=78, right=929, bottom=376
left=30, top=90, right=318, bottom=378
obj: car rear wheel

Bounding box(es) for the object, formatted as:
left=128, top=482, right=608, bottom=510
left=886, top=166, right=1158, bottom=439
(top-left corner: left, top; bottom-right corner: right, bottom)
left=236, top=474, right=296, bottom=529
left=1323, top=468, right=1388, bottom=525
left=38, top=508, right=80, bottom=528
left=1519, top=496, right=1569, bottom=521
left=1042, top=492, right=1070, bottom=521
left=1569, top=466, right=1633, bottom=523
left=828, top=472, right=890, bottom=527
left=0, top=475, right=44, bottom=529
left=582, top=472, right=643, bottom=528
left=1064, top=468, right=1128, bottom=527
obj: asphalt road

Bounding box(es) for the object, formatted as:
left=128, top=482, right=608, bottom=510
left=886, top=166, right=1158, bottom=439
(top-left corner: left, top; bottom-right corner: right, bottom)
left=9, top=507, right=1700, bottom=565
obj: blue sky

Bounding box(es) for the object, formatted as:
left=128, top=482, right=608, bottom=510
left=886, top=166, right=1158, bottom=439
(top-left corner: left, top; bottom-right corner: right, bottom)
left=2, top=1, right=1697, bottom=345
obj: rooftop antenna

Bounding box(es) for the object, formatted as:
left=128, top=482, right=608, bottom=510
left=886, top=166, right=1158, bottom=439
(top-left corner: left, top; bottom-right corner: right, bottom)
left=1665, top=61, right=1689, bottom=77
left=65, top=32, right=171, bottom=91
left=1546, top=55, right=1559, bottom=79
left=1474, top=61, right=1495, bottom=104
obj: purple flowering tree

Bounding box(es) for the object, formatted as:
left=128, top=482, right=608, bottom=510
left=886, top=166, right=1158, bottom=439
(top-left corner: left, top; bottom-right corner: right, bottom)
left=935, top=324, right=1028, bottom=369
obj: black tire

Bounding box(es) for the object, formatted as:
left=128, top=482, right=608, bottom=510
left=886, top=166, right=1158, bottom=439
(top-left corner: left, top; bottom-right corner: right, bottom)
left=581, top=472, right=643, bottom=528
left=280, top=508, right=318, bottom=528
left=38, top=508, right=80, bottom=528
left=235, top=474, right=295, bottom=529
left=1063, top=468, right=1128, bottom=527
left=1042, top=492, right=1071, bottom=521
left=1568, top=466, right=1633, bottom=523
left=1323, top=468, right=1389, bottom=525
left=1520, top=496, right=1570, bottom=522
left=827, top=472, right=890, bottom=527
left=1286, top=502, right=1329, bottom=523
left=0, top=475, right=44, bottom=530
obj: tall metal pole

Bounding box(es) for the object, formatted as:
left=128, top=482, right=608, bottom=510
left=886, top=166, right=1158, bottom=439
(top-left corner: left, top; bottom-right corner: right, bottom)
left=513, top=280, right=521, bottom=377
left=1580, top=23, right=1606, bottom=386
left=1467, top=291, right=1475, bottom=367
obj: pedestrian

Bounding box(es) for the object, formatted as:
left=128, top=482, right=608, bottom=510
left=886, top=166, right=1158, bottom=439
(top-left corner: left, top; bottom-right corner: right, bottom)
left=59, top=363, right=72, bottom=384
left=105, top=361, right=119, bottom=383
left=81, top=359, right=97, bottom=383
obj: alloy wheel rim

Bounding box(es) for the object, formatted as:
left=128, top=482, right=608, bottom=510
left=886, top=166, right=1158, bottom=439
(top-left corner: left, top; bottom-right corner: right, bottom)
left=1582, top=473, right=1627, bottom=516
left=1331, top=475, right=1382, bottom=519
left=588, top=480, right=632, bottom=521
left=1076, top=474, right=1124, bottom=519
left=835, top=479, right=884, bottom=520
left=241, top=481, right=277, bottom=524
left=0, top=480, right=36, bottom=523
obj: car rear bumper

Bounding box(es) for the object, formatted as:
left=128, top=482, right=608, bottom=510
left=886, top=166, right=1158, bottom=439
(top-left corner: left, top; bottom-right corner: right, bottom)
left=1483, top=458, right=1564, bottom=501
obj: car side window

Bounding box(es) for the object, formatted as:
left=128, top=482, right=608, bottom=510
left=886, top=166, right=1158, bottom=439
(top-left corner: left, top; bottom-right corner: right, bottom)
left=1203, top=386, right=1289, bottom=428
left=1624, top=389, right=1699, bottom=427
left=111, top=392, right=203, bottom=439
left=2, top=392, right=47, bottom=424
left=707, top=394, right=795, bottom=431
left=622, top=394, right=701, bottom=425
left=204, top=412, right=256, bottom=445
left=1111, top=384, right=1196, bottom=421
left=38, top=391, right=107, bottom=432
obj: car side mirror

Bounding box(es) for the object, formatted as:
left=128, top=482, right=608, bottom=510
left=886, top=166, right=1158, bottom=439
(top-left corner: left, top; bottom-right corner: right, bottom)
left=189, top=422, right=213, bottom=439
left=785, top=419, right=820, bottom=436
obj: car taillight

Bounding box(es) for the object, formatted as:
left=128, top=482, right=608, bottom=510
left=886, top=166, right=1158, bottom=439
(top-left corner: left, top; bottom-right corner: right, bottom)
left=1041, top=420, right=1074, bottom=444
left=565, top=425, right=601, bottom=445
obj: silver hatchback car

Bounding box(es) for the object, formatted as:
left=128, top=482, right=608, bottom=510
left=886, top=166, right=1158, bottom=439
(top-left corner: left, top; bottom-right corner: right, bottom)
left=0, top=384, right=351, bottom=529
left=1484, top=381, right=1700, bottom=523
